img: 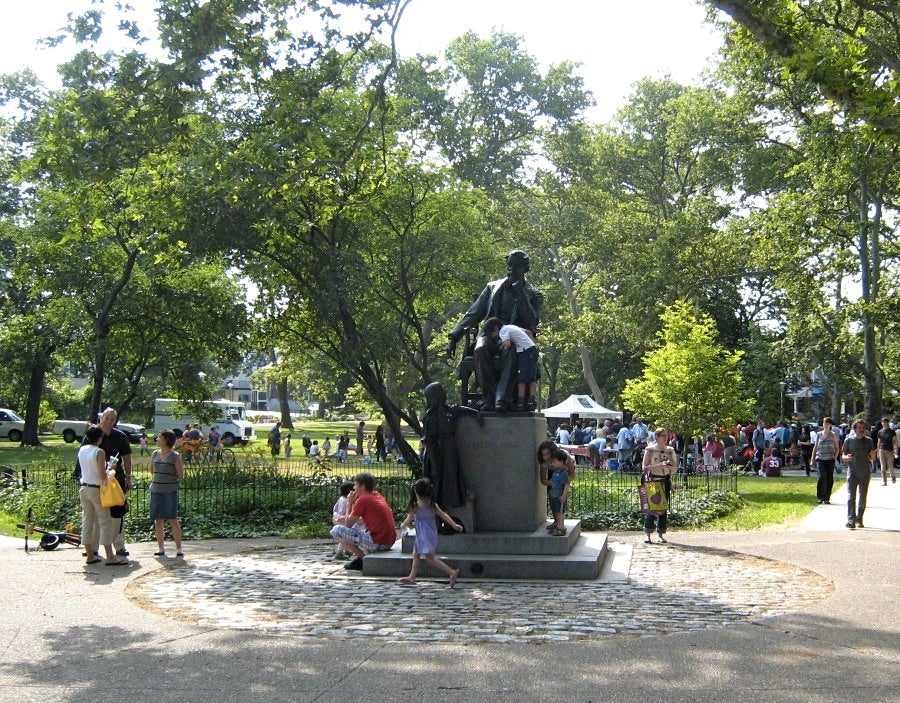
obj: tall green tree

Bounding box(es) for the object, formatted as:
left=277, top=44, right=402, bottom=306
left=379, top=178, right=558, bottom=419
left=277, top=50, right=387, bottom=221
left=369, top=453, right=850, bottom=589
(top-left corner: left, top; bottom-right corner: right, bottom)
left=418, top=30, right=591, bottom=193
left=517, top=79, right=767, bottom=406
left=622, top=300, right=752, bottom=451
left=708, top=0, right=900, bottom=141
left=716, top=19, right=900, bottom=422
left=3, top=5, right=251, bottom=431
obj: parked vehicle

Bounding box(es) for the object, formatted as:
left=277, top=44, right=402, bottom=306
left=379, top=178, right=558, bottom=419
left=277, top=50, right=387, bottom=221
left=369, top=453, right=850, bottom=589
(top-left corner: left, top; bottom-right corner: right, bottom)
left=153, top=398, right=255, bottom=447
left=54, top=419, right=145, bottom=444
left=0, top=408, right=25, bottom=442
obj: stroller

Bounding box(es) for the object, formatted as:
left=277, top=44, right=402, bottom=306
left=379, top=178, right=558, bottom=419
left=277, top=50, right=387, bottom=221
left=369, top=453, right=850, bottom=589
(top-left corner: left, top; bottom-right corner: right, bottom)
left=739, top=443, right=757, bottom=473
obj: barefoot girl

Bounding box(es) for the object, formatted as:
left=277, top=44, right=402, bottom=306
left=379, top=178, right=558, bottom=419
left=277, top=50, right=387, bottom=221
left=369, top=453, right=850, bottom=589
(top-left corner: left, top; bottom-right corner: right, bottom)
left=398, top=478, right=463, bottom=587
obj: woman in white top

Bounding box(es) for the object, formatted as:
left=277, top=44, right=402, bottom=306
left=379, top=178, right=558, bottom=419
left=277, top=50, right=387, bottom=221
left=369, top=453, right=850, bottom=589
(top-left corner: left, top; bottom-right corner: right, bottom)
left=78, top=425, right=127, bottom=565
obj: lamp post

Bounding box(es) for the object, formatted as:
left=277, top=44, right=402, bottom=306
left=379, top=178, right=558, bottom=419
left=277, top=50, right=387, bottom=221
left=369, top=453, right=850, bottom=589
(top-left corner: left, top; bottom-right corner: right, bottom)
left=226, top=379, right=233, bottom=402
left=779, top=381, right=786, bottom=421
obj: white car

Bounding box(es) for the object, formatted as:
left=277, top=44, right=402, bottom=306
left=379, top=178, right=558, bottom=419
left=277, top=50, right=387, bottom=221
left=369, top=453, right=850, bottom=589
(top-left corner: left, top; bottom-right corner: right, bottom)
left=0, top=408, right=25, bottom=442
left=54, top=419, right=145, bottom=444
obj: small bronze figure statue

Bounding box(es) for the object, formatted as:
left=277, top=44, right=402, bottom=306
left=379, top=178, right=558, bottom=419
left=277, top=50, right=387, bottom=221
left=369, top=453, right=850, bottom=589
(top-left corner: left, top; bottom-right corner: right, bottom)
left=422, top=382, right=481, bottom=509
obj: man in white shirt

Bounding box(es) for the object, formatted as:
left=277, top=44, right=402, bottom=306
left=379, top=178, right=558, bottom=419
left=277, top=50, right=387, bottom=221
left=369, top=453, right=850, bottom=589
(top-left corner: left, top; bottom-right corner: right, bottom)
left=616, top=423, right=634, bottom=465
left=632, top=417, right=649, bottom=447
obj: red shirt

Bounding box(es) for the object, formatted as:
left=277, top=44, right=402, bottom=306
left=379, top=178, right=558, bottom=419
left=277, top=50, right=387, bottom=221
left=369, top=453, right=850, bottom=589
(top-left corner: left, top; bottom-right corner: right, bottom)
left=351, top=491, right=396, bottom=546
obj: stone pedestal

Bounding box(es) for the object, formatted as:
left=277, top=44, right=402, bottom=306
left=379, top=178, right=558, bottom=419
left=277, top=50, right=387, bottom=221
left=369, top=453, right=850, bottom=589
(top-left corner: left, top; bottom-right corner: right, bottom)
left=455, top=413, right=546, bottom=532
left=361, top=412, right=609, bottom=581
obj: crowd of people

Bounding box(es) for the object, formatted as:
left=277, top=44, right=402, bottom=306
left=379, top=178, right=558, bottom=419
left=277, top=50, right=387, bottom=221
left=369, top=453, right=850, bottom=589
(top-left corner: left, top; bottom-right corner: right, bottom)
left=76, top=404, right=897, bottom=577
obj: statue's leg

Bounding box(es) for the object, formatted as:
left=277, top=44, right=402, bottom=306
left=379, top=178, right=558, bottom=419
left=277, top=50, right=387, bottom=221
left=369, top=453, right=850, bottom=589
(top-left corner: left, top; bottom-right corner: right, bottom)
left=494, top=345, right=515, bottom=408
left=474, top=337, right=497, bottom=408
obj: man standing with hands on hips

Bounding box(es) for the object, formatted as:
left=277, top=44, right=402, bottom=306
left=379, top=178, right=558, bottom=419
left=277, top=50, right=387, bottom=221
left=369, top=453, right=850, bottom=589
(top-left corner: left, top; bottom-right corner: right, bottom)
left=841, top=419, right=876, bottom=529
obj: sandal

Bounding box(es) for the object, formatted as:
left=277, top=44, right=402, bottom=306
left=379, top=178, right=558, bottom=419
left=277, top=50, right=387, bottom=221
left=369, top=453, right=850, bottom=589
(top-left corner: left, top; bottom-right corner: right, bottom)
left=551, top=528, right=567, bottom=537
left=105, top=558, right=129, bottom=566
left=658, top=535, right=668, bottom=544
left=449, top=569, right=459, bottom=589
left=85, top=558, right=102, bottom=565
left=397, top=577, right=417, bottom=586
left=154, top=551, right=166, bottom=557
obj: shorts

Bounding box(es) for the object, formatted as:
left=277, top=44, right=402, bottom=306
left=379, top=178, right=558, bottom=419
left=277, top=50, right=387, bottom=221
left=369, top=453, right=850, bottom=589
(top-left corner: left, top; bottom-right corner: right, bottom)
left=549, top=496, right=567, bottom=515
left=149, top=491, right=179, bottom=520
left=516, top=345, right=538, bottom=384
left=330, top=523, right=393, bottom=553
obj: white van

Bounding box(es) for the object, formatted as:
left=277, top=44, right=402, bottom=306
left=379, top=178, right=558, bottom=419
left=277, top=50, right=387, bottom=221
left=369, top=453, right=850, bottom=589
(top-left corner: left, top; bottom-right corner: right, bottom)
left=153, top=398, right=256, bottom=446
left=0, top=408, right=25, bottom=442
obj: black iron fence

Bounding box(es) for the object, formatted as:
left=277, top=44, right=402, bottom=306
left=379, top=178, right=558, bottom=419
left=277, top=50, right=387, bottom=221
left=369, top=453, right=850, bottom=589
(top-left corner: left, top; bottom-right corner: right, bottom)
left=3, top=457, right=738, bottom=537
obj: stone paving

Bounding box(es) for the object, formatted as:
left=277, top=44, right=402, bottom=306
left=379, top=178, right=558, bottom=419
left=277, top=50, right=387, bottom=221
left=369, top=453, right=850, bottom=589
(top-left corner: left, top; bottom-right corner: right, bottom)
left=129, top=537, right=833, bottom=644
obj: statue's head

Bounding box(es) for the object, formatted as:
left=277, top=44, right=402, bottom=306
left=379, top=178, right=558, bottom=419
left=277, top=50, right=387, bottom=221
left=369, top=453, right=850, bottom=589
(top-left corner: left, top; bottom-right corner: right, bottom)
left=506, top=249, right=530, bottom=277
left=424, top=381, right=447, bottom=408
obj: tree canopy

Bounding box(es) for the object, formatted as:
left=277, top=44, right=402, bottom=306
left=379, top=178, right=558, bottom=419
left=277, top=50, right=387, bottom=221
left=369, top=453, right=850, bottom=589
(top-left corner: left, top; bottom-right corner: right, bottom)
left=1, top=0, right=898, bottom=442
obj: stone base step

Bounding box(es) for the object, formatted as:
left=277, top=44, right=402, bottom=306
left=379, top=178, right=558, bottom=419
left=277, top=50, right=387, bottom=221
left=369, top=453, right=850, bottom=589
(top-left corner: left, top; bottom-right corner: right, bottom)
left=401, top=520, right=582, bottom=555
left=363, top=532, right=608, bottom=581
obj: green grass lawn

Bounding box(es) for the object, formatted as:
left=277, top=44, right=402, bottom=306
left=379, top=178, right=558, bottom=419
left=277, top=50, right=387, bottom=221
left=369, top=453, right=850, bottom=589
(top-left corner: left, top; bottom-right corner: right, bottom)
left=0, top=435, right=77, bottom=466
left=700, top=474, right=822, bottom=530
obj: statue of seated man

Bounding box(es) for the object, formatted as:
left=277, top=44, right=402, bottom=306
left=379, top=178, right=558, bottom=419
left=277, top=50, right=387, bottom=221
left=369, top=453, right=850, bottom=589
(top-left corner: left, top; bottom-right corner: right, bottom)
left=445, top=249, right=543, bottom=411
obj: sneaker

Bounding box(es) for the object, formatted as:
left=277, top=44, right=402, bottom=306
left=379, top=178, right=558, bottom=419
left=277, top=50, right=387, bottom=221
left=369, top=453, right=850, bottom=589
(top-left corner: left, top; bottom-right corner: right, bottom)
left=344, top=557, right=363, bottom=571
left=846, top=520, right=856, bottom=529
left=116, top=548, right=129, bottom=557
left=856, top=520, right=864, bottom=528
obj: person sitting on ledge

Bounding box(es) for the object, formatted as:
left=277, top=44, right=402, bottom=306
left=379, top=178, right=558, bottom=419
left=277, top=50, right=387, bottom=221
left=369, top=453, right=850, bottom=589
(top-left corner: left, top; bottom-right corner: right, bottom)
left=330, top=472, right=396, bottom=571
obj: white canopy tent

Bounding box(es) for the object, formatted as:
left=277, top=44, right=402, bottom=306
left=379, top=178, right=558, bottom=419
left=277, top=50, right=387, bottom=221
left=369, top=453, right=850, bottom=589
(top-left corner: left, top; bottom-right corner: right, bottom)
left=541, top=395, right=622, bottom=420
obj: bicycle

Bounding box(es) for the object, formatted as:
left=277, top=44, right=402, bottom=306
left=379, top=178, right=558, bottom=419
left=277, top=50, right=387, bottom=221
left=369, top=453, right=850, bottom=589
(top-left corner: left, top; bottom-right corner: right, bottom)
left=187, top=440, right=235, bottom=466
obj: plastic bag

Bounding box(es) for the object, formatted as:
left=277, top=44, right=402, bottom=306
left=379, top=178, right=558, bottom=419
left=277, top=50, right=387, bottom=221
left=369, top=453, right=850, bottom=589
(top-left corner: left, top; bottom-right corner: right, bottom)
left=99, top=478, right=126, bottom=508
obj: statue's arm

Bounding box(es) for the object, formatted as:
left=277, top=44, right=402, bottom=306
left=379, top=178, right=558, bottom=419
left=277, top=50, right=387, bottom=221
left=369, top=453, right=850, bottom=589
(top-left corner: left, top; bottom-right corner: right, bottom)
left=453, top=405, right=484, bottom=426
left=450, top=285, right=492, bottom=339
left=446, top=285, right=492, bottom=356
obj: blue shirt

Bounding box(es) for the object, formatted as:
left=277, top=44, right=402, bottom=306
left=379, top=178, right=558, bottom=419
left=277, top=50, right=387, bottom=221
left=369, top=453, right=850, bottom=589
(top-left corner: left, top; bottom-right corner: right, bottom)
left=550, top=468, right=569, bottom=498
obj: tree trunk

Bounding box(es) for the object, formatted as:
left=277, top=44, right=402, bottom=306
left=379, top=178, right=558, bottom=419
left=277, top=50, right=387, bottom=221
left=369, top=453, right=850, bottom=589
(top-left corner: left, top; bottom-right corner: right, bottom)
left=555, top=249, right=603, bottom=401
left=277, top=378, right=293, bottom=428
left=544, top=346, right=561, bottom=407
left=23, top=346, right=52, bottom=446
left=89, top=344, right=107, bottom=422
left=857, top=162, right=883, bottom=423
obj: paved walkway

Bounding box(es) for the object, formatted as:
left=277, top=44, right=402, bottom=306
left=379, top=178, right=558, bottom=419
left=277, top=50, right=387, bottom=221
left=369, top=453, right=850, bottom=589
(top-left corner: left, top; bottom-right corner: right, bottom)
left=0, top=477, right=897, bottom=703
